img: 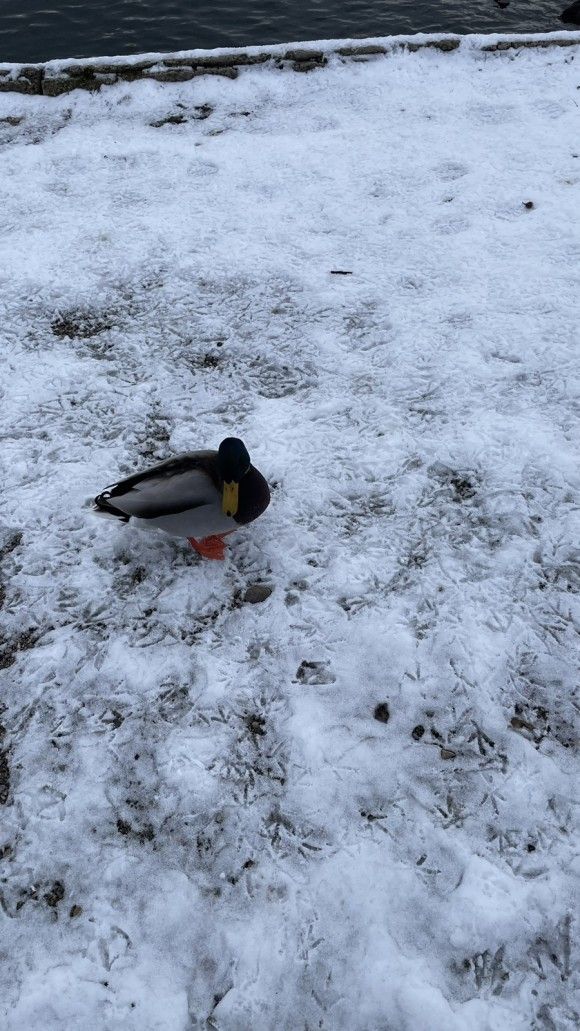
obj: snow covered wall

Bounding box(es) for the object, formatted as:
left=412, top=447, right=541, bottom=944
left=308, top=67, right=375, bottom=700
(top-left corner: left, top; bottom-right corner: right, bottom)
left=0, top=33, right=579, bottom=1031
left=0, top=31, right=579, bottom=95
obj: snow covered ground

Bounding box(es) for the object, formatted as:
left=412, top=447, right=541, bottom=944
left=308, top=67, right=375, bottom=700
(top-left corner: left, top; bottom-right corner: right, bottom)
left=0, top=37, right=579, bottom=1030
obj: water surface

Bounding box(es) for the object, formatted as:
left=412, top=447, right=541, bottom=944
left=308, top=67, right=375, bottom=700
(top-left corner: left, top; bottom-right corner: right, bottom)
left=0, top=0, right=572, bottom=64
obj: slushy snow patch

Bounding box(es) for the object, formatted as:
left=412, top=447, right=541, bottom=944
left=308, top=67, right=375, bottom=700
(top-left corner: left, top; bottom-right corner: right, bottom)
left=0, top=40, right=578, bottom=1031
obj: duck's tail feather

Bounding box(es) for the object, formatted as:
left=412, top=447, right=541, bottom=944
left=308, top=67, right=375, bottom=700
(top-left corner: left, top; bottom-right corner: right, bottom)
left=93, top=492, right=131, bottom=522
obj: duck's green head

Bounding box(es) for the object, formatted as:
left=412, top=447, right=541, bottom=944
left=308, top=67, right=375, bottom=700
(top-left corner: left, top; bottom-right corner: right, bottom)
left=218, top=437, right=251, bottom=517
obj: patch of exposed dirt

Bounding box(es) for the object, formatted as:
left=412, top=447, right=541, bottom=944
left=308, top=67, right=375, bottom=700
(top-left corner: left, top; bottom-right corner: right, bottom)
left=0, top=749, right=10, bottom=805
left=0, top=529, right=22, bottom=560
left=116, top=817, right=155, bottom=844
left=0, top=627, right=50, bottom=669
left=52, top=310, right=114, bottom=340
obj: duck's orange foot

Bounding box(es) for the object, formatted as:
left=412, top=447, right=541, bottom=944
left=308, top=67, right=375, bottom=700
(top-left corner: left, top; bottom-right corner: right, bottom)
left=188, top=533, right=231, bottom=560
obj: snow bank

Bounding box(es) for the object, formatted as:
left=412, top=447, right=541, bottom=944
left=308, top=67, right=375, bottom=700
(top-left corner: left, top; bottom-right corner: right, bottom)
left=1, top=32, right=580, bottom=97
left=0, top=38, right=578, bottom=1031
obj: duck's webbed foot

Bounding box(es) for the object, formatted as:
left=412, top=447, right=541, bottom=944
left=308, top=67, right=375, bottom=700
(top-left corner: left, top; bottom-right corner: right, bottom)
left=188, top=534, right=231, bottom=560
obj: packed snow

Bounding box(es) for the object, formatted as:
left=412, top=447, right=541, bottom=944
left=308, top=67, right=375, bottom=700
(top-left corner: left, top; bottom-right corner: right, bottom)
left=0, top=37, right=578, bottom=1031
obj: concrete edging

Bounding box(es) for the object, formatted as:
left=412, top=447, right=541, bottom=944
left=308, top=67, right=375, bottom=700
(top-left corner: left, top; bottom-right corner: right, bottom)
left=0, top=33, right=579, bottom=97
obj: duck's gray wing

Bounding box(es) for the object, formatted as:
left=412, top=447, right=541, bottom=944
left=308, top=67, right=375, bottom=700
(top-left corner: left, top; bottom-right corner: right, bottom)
left=96, top=452, right=219, bottom=520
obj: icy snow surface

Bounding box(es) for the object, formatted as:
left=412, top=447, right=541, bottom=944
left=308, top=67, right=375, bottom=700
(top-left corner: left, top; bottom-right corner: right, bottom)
left=0, top=38, right=579, bottom=1031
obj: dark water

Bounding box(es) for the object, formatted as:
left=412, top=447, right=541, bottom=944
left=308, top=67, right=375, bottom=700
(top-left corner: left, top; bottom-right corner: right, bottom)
left=0, top=0, right=572, bottom=64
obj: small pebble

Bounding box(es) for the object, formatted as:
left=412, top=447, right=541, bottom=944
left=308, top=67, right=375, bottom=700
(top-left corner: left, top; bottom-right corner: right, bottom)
left=373, top=702, right=390, bottom=724
left=411, top=724, right=425, bottom=741
left=440, top=748, right=457, bottom=760
left=243, top=584, right=273, bottom=604
left=523, top=201, right=534, bottom=210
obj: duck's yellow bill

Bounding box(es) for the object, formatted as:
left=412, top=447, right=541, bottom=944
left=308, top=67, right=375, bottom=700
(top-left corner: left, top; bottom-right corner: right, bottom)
left=222, top=481, right=239, bottom=518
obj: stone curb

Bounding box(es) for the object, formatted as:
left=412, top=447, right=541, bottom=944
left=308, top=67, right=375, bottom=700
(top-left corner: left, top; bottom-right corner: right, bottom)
left=480, top=36, right=580, bottom=50
left=0, top=34, right=579, bottom=96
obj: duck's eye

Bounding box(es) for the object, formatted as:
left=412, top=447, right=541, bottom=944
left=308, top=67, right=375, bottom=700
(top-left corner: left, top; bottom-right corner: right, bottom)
left=222, top=481, right=239, bottom=518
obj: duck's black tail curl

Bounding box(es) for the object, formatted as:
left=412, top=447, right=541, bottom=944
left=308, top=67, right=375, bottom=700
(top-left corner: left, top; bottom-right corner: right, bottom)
left=94, top=492, right=130, bottom=522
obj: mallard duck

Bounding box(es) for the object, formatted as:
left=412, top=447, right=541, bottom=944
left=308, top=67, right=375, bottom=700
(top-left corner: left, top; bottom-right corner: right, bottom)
left=94, top=437, right=270, bottom=559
